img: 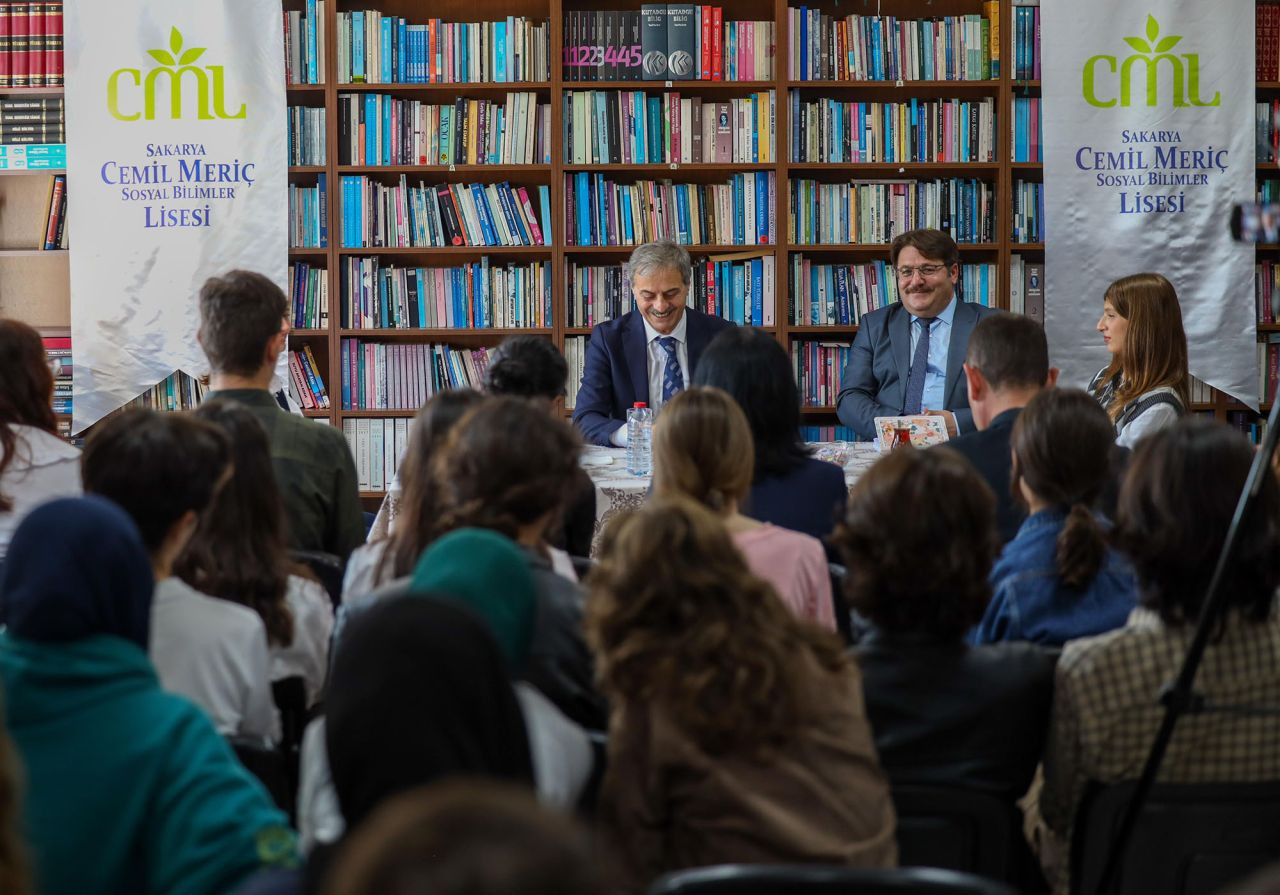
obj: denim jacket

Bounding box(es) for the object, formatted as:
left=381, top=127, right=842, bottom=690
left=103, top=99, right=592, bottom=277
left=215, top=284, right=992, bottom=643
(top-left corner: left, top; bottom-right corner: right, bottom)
left=970, top=508, right=1137, bottom=647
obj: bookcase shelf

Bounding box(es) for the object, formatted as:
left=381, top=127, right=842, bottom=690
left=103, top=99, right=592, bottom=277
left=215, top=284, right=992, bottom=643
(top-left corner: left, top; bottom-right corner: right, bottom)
left=789, top=243, right=1000, bottom=253
left=786, top=79, right=998, bottom=91
left=0, top=86, right=64, bottom=96
left=562, top=163, right=776, bottom=172
left=0, top=249, right=66, bottom=257
left=788, top=162, right=1001, bottom=175
left=565, top=243, right=772, bottom=253
left=337, top=81, right=551, bottom=94
left=0, top=169, right=64, bottom=177
left=580, top=80, right=776, bottom=91
left=338, top=327, right=553, bottom=338
left=286, top=84, right=327, bottom=93
left=335, top=164, right=552, bottom=175
left=334, top=246, right=551, bottom=256
left=289, top=166, right=327, bottom=174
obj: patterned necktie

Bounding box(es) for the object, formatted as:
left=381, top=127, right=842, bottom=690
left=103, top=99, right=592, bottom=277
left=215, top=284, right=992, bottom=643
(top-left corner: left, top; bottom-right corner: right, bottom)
left=658, top=336, right=684, bottom=403
left=903, top=317, right=932, bottom=415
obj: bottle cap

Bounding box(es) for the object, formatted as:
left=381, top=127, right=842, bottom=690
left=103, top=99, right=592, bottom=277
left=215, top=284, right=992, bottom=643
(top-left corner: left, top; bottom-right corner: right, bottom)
left=633, top=401, right=647, bottom=408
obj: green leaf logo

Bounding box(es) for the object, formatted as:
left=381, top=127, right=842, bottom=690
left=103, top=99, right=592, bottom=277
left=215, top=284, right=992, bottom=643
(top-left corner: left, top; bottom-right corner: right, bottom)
left=1124, top=15, right=1182, bottom=56
left=147, top=26, right=206, bottom=69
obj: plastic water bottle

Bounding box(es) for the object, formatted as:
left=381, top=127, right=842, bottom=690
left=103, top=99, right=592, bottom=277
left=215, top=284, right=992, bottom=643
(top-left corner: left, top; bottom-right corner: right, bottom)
left=626, top=402, right=653, bottom=476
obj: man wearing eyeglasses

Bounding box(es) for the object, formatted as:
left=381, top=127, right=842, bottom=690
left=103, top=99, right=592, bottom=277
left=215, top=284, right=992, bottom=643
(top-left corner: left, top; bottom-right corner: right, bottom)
left=837, top=228, right=1001, bottom=441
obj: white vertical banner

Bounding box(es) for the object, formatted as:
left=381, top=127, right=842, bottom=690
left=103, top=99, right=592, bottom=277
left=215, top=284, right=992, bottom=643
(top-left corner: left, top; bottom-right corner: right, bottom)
left=1042, top=2, right=1256, bottom=404
left=64, top=0, right=287, bottom=432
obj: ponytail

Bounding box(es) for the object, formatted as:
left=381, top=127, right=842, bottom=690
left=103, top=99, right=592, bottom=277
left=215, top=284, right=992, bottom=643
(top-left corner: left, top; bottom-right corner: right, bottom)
left=1056, top=503, right=1106, bottom=590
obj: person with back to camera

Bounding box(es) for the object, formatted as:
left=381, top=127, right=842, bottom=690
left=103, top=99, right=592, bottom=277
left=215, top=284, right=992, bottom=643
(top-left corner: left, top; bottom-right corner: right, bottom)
left=1087, top=272, right=1190, bottom=448
left=571, top=241, right=733, bottom=447
left=836, top=228, right=1001, bottom=440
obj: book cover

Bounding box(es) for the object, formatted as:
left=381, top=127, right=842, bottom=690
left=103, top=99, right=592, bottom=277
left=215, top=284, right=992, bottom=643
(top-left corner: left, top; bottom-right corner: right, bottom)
left=666, top=4, right=696, bottom=79
left=641, top=3, right=668, bottom=80
left=1024, top=262, right=1044, bottom=326
left=873, top=415, right=950, bottom=451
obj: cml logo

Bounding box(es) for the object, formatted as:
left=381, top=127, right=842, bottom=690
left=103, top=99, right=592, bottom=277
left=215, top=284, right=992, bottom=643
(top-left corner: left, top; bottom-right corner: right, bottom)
left=108, top=27, right=247, bottom=121
left=1082, top=15, right=1220, bottom=108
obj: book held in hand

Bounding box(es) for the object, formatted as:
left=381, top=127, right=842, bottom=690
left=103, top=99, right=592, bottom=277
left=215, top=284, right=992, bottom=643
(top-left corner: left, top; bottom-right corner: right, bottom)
left=873, top=415, right=950, bottom=451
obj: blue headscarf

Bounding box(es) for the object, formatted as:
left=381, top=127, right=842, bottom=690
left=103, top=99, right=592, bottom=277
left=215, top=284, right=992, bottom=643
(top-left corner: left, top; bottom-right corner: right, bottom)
left=0, top=496, right=154, bottom=649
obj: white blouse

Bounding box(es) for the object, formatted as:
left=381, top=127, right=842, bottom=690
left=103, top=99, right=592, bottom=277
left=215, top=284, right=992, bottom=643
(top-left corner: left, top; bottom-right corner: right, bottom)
left=271, top=574, right=334, bottom=706
left=0, top=425, right=81, bottom=561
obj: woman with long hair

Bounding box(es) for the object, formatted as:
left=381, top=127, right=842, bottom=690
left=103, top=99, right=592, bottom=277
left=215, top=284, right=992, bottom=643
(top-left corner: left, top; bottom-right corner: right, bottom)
left=177, top=398, right=333, bottom=705
left=1088, top=272, right=1191, bottom=448
left=586, top=496, right=895, bottom=891
left=0, top=320, right=79, bottom=564
left=653, top=387, right=835, bottom=630
left=972, top=388, right=1136, bottom=646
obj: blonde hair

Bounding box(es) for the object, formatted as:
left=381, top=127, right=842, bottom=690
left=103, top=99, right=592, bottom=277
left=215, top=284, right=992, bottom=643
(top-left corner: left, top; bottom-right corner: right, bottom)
left=652, top=388, right=753, bottom=514
left=1103, top=272, right=1191, bottom=420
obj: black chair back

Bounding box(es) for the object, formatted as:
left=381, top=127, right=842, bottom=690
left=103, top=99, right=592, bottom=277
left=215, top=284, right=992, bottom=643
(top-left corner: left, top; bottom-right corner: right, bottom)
left=228, top=736, right=290, bottom=813
left=291, top=549, right=345, bottom=609
left=1071, top=780, right=1280, bottom=895
left=647, top=864, right=1016, bottom=895
left=827, top=563, right=854, bottom=645
left=892, top=786, right=1024, bottom=886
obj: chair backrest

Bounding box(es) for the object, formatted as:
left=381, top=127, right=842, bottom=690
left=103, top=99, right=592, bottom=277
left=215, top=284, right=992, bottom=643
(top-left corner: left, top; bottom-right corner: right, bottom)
left=291, top=549, right=345, bottom=609
left=892, top=786, right=1022, bottom=885
left=228, top=735, right=291, bottom=813
left=827, top=563, right=854, bottom=645
left=569, top=554, right=595, bottom=580
left=646, top=864, right=1016, bottom=895
left=1071, top=780, right=1280, bottom=895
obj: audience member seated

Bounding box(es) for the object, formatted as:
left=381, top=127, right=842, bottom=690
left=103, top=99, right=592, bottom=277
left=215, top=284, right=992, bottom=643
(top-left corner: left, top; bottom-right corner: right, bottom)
left=585, top=496, right=896, bottom=892
left=198, top=270, right=364, bottom=560
left=836, top=228, right=1001, bottom=440
left=307, top=597, right=537, bottom=892
left=945, top=313, right=1059, bottom=543
left=0, top=687, right=28, bottom=895
left=1087, top=272, right=1190, bottom=448
left=0, top=319, right=80, bottom=565
left=1040, top=420, right=1280, bottom=894
left=83, top=409, right=280, bottom=742
left=571, top=240, right=733, bottom=447
left=971, top=389, right=1137, bottom=647
left=691, top=326, right=847, bottom=543
left=177, top=399, right=334, bottom=706
left=832, top=447, right=1056, bottom=803
left=323, top=781, right=608, bottom=895
left=485, top=335, right=598, bottom=563
left=340, top=389, right=485, bottom=606
left=0, top=497, right=297, bottom=895
left=653, top=388, right=835, bottom=630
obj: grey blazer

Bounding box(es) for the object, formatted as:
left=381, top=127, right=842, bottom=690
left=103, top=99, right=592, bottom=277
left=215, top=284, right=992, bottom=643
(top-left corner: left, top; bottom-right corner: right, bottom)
left=836, top=301, right=1002, bottom=440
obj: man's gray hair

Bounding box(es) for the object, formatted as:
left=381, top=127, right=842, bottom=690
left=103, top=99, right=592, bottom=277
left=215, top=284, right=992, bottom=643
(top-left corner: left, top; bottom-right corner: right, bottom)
left=628, top=241, right=692, bottom=286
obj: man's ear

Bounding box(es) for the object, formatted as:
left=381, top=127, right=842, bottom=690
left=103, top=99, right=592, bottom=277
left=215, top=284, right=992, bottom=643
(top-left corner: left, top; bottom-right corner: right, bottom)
left=963, top=362, right=985, bottom=404
left=1045, top=366, right=1060, bottom=388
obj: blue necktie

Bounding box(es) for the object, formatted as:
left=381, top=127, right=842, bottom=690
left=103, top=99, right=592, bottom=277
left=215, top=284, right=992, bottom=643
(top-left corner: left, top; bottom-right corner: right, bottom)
left=658, top=336, right=683, bottom=403
left=903, top=317, right=932, bottom=415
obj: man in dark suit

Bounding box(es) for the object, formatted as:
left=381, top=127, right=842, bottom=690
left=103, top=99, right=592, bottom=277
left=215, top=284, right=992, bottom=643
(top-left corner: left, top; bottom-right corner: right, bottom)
left=836, top=229, right=1001, bottom=440
left=572, top=241, right=734, bottom=446
left=944, top=313, right=1058, bottom=543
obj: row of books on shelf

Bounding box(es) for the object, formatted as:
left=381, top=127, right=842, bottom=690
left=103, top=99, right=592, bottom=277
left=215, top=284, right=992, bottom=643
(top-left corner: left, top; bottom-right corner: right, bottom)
left=1010, top=1, right=1041, bottom=81
left=336, top=12, right=550, bottom=85
left=564, top=90, right=774, bottom=165
left=339, top=257, right=553, bottom=330
left=283, top=1, right=325, bottom=85
left=1257, top=102, right=1280, bottom=163
left=565, top=252, right=775, bottom=329
left=801, top=425, right=855, bottom=442
left=1261, top=335, right=1280, bottom=403
left=290, top=178, right=327, bottom=248
left=565, top=171, right=776, bottom=247
left=1007, top=254, right=1045, bottom=322
left=789, top=96, right=995, bottom=164
left=0, top=140, right=63, bottom=168
left=0, top=1, right=63, bottom=88
left=565, top=336, right=586, bottom=410
left=0, top=95, right=62, bottom=146
left=340, top=341, right=491, bottom=410
left=339, top=177, right=550, bottom=249
left=1259, top=3, right=1280, bottom=82
left=288, top=106, right=325, bottom=167
left=1188, top=376, right=1214, bottom=407
left=290, top=262, right=328, bottom=330
left=1011, top=180, right=1044, bottom=244
left=337, top=92, right=549, bottom=167
left=342, top=417, right=408, bottom=492
left=43, top=333, right=69, bottom=415
left=565, top=7, right=773, bottom=82
left=1255, top=260, right=1280, bottom=324
left=1012, top=96, right=1041, bottom=162
left=787, top=7, right=999, bottom=82
left=792, top=341, right=848, bottom=407
left=287, top=346, right=331, bottom=410
left=127, top=371, right=206, bottom=413
left=37, top=172, right=64, bottom=249
left=789, top=178, right=994, bottom=246
left=1229, top=411, right=1267, bottom=447
left=789, top=257, right=997, bottom=326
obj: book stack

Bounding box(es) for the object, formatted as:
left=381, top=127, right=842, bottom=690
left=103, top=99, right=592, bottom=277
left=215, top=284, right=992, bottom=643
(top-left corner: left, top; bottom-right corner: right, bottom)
left=288, top=106, right=326, bottom=166
left=1259, top=337, right=1280, bottom=404
left=339, top=177, right=549, bottom=248
left=1258, top=104, right=1280, bottom=163
left=0, top=2, right=63, bottom=88
left=1011, top=180, right=1043, bottom=243
left=564, top=171, right=776, bottom=246
left=127, top=371, right=206, bottom=413
left=337, top=92, right=549, bottom=166
left=342, top=417, right=409, bottom=492
left=790, top=96, right=995, bottom=163
left=339, top=257, right=552, bottom=329
left=284, top=1, right=325, bottom=84
left=0, top=141, right=63, bottom=170
left=792, top=342, right=850, bottom=407
left=788, top=8, right=997, bottom=81
left=801, top=425, right=855, bottom=442
left=790, top=178, right=995, bottom=245
left=1012, top=96, right=1041, bottom=162
left=1256, top=260, right=1280, bottom=324
left=336, top=12, right=550, bottom=84
left=564, top=336, right=586, bottom=410
left=1258, top=3, right=1280, bottom=81
left=1, top=95, right=63, bottom=147
left=562, top=90, right=774, bottom=164
left=287, top=346, right=330, bottom=410
left=43, top=332, right=70, bottom=418
left=289, top=262, right=328, bottom=329
left=339, top=340, right=491, bottom=409
left=1007, top=254, right=1044, bottom=324
left=38, top=172, right=64, bottom=249
left=1011, top=0, right=1040, bottom=81
left=289, top=176, right=328, bottom=247
left=564, top=6, right=773, bottom=82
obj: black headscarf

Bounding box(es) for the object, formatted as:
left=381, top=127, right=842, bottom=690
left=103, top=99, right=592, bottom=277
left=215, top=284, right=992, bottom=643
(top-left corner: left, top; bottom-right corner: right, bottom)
left=325, top=595, right=535, bottom=830
left=1, top=495, right=154, bottom=649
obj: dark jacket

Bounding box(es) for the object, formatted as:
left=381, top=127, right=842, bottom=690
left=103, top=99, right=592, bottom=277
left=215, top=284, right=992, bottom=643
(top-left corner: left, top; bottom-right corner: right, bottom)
left=744, top=457, right=848, bottom=543
left=943, top=407, right=1024, bottom=544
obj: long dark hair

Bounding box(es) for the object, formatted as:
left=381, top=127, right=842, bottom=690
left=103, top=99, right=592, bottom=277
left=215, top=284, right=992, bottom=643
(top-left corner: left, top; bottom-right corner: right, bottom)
left=1010, top=389, right=1117, bottom=589
left=691, top=327, right=809, bottom=481
left=1101, top=273, right=1191, bottom=419
left=0, top=320, right=58, bottom=513
left=174, top=398, right=298, bottom=646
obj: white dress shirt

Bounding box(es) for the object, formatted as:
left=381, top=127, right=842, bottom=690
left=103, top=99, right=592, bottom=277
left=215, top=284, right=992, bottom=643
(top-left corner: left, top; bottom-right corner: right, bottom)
left=0, top=425, right=81, bottom=562
left=609, top=311, right=691, bottom=446
left=271, top=575, right=334, bottom=707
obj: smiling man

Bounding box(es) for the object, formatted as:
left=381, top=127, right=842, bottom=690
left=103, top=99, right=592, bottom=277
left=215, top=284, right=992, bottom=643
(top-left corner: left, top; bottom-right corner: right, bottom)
left=572, top=241, right=734, bottom=447
left=836, top=229, right=1002, bottom=441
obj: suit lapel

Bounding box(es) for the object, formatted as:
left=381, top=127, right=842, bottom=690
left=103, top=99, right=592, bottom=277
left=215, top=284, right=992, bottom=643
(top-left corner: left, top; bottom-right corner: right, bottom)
left=945, top=301, right=975, bottom=405
left=890, top=305, right=912, bottom=396
left=685, top=310, right=709, bottom=370
left=623, top=312, right=650, bottom=404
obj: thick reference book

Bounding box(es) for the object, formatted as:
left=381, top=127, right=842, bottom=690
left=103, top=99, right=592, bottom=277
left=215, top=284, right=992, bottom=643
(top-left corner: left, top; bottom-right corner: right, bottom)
left=666, top=4, right=696, bottom=79
left=641, top=3, right=667, bottom=80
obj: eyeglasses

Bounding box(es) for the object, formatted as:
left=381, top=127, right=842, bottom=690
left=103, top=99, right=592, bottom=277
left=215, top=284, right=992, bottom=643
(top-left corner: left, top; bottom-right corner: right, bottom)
left=896, top=264, right=948, bottom=279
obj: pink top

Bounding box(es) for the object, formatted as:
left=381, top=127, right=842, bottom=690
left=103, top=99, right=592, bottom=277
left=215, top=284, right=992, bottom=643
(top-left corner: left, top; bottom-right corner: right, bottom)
left=732, top=524, right=836, bottom=631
